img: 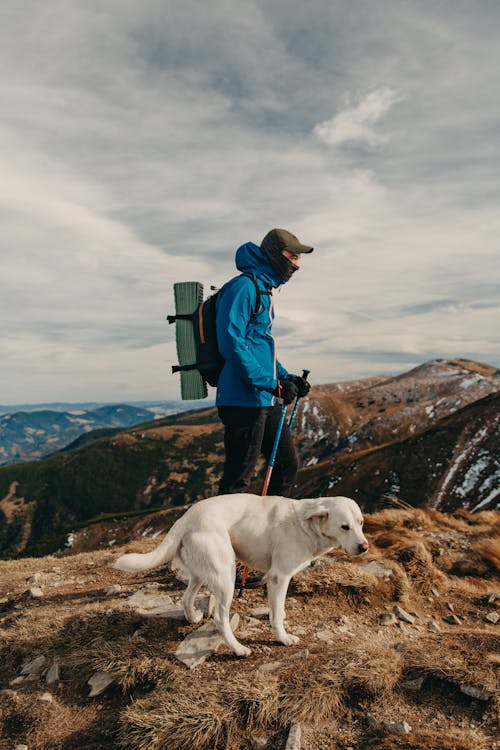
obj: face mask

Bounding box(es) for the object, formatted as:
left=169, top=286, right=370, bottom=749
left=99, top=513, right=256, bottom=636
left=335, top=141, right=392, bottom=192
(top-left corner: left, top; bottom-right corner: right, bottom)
left=265, top=250, right=299, bottom=282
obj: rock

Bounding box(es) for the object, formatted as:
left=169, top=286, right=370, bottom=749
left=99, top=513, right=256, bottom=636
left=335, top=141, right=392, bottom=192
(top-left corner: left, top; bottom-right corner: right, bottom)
left=393, top=606, right=416, bottom=624
left=28, top=587, right=44, bottom=599
left=259, top=661, right=283, bottom=673
left=27, top=573, right=42, bottom=584
left=379, top=613, right=397, bottom=625
left=285, top=723, right=301, bottom=750
left=14, top=745, right=29, bottom=750
left=126, top=589, right=214, bottom=620
left=10, top=677, right=25, bottom=686
left=444, top=614, right=461, bottom=625
left=250, top=607, right=269, bottom=619
left=104, top=584, right=122, bottom=596
left=401, top=676, right=425, bottom=691
left=431, top=587, right=440, bottom=598
left=175, top=614, right=240, bottom=668
left=459, top=684, right=492, bottom=701
left=288, top=648, right=309, bottom=662
left=88, top=670, right=115, bottom=697
left=316, top=627, right=334, bottom=643
left=367, top=715, right=411, bottom=734
left=251, top=735, right=269, bottom=750
left=428, top=621, right=441, bottom=632
left=485, top=612, right=499, bottom=624
left=0, top=689, right=18, bottom=698
left=124, top=588, right=174, bottom=610
left=361, top=561, right=393, bottom=578
left=21, top=655, right=46, bottom=675
left=38, top=692, right=54, bottom=703
left=445, top=601, right=455, bottom=612
left=45, top=658, right=61, bottom=685
left=487, top=593, right=499, bottom=605
left=385, top=721, right=412, bottom=735
left=245, top=617, right=262, bottom=627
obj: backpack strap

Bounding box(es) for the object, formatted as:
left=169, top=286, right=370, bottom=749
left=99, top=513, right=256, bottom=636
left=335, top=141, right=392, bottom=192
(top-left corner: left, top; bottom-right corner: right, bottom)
left=241, top=273, right=272, bottom=322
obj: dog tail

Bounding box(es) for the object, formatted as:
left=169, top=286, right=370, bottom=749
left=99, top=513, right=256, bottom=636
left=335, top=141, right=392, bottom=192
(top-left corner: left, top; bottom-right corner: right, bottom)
left=114, top=529, right=180, bottom=573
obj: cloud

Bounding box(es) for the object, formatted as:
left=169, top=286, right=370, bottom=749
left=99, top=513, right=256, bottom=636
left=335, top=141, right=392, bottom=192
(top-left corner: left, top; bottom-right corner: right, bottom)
left=313, top=88, right=403, bottom=146
left=0, top=1, right=499, bottom=403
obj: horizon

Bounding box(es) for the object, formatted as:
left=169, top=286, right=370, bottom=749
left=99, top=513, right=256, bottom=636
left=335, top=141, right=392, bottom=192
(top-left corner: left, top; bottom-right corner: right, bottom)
left=1, top=2, right=499, bottom=403
left=0, top=355, right=496, bottom=409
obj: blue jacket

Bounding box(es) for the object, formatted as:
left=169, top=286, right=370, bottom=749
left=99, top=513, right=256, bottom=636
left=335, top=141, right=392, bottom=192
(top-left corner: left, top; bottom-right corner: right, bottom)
left=216, top=242, right=289, bottom=407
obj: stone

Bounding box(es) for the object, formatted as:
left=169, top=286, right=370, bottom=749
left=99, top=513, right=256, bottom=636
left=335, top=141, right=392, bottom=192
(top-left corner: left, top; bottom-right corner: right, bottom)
left=21, top=656, right=46, bottom=675
left=487, top=593, right=499, bottom=604
left=104, top=584, right=122, bottom=596
left=445, top=601, right=455, bottom=612
left=245, top=617, right=262, bottom=627
left=259, top=661, right=283, bottom=673
left=431, top=587, right=440, bottom=598
left=250, top=607, right=270, bottom=619
left=15, top=745, right=29, bottom=750
left=27, top=573, right=42, bottom=584
left=485, top=612, right=499, bottom=624
left=401, top=676, right=425, bottom=691
left=28, top=587, right=44, bottom=599
left=361, top=561, right=393, bottom=578
left=10, top=676, right=25, bottom=686
left=393, top=606, right=416, bottom=624
left=45, top=658, right=61, bottom=685
left=316, top=627, right=334, bottom=643
left=124, top=588, right=173, bottom=610
left=385, top=721, right=412, bottom=735
left=175, top=614, right=240, bottom=668
left=444, top=614, right=461, bottom=625
left=379, top=613, right=397, bottom=626
left=288, top=648, right=309, bottom=662
left=38, top=692, right=54, bottom=703
left=459, top=684, right=492, bottom=701
left=285, top=723, right=301, bottom=750
left=428, top=621, right=441, bottom=632
left=0, top=689, right=18, bottom=698
left=251, top=735, right=269, bottom=750
left=88, top=670, right=115, bottom=697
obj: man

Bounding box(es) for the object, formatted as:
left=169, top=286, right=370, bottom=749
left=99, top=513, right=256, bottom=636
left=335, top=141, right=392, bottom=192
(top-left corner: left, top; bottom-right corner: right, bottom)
left=216, top=228, right=313, bottom=500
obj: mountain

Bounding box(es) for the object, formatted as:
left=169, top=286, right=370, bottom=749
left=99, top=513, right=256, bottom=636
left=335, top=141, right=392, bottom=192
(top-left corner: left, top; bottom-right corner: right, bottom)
left=0, top=402, right=196, bottom=466
left=0, top=359, right=498, bottom=560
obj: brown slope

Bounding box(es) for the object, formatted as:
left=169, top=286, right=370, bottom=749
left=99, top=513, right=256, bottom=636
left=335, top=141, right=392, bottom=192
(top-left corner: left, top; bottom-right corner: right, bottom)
left=296, top=391, right=500, bottom=513
left=295, top=358, right=499, bottom=464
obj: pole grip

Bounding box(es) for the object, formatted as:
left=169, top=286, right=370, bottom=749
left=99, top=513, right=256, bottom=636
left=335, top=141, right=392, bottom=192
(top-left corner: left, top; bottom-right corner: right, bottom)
left=288, top=369, right=311, bottom=430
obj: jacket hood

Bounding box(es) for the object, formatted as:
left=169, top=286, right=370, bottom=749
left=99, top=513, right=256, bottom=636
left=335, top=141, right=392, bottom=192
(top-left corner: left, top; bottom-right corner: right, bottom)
left=235, top=242, right=286, bottom=288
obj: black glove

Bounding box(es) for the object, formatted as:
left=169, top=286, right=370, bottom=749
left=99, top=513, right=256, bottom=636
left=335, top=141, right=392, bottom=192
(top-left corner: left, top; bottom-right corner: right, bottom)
left=289, top=375, right=311, bottom=398
left=275, top=379, right=299, bottom=404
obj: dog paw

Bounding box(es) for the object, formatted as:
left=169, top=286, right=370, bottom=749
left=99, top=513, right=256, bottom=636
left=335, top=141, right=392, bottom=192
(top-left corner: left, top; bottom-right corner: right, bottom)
left=280, top=633, right=300, bottom=646
left=186, top=609, right=204, bottom=624
left=234, top=644, right=252, bottom=658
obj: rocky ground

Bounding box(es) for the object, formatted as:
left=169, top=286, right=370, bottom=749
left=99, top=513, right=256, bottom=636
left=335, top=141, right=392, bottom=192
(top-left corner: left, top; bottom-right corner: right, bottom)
left=0, top=503, right=498, bottom=750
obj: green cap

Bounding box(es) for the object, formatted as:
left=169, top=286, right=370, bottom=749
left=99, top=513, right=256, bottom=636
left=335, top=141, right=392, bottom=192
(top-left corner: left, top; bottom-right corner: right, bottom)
left=260, top=228, right=314, bottom=255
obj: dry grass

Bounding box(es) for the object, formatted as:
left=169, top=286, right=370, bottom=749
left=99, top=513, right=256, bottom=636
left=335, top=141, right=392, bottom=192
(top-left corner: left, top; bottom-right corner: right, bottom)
left=1, top=505, right=499, bottom=750
left=278, top=662, right=344, bottom=727
left=120, top=682, right=232, bottom=750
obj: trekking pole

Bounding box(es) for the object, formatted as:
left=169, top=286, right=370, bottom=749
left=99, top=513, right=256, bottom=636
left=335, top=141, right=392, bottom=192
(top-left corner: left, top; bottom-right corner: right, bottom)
left=287, top=369, right=310, bottom=430
left=261, top=400, right=288, bottom=498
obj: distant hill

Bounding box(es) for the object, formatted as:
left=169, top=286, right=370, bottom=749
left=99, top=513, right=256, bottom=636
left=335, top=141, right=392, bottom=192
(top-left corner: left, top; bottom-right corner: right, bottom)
left=0, top=401, right=195, bottom=465
left=0, top=359, right=498, bottom=559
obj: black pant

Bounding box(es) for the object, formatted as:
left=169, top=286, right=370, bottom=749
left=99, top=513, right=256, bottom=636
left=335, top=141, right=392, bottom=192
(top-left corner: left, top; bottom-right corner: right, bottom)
left=217, top=405, right=299, bottom=496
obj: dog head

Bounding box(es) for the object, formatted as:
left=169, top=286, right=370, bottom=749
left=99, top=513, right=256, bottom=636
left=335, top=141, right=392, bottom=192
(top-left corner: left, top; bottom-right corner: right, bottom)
left=304, top=496, right=368, bottom=556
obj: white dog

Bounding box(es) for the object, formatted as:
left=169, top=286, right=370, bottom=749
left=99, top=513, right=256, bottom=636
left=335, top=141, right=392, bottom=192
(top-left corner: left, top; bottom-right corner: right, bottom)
left=114, top=493, right=368, bottom=657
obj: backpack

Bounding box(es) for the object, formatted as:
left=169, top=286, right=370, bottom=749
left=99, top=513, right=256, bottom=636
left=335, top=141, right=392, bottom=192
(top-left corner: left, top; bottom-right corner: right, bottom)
left=169, top=274, right=270, bottom=399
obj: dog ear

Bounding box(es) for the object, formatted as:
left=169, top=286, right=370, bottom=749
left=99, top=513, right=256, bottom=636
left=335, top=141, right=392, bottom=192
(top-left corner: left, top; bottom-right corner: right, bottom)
left=304, top=506, right=329, bottom=523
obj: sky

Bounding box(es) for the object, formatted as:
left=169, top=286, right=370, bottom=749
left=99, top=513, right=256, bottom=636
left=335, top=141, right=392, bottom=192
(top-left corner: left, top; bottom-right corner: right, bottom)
left=1, top=0, right=499, bottom=404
